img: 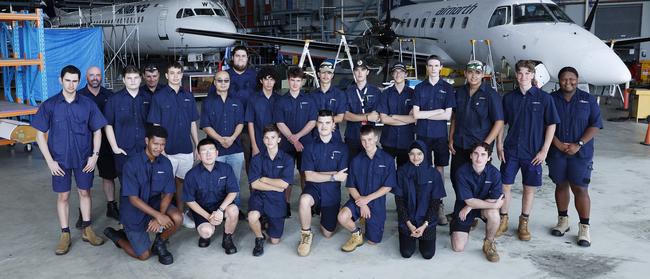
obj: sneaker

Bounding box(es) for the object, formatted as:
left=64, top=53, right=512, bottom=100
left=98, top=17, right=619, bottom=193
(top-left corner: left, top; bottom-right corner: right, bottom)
left=577, top=223, right=591, bottom=247
left=252, top=237, right=265, bottom=257
left=517, top=215, right=531, bottom=241
left=482, top=239, right=500, bottom=262
left=198, top=237, right=211, bottom=248
left=495, top=215, right=509, bottom=237
left=103, top=227, right=125, bottom=248
left=82, top=226, right=105, bottom=246
left=182, top=210, right=195, bottom=229
left=151, top=235, right=174, bottom=265
left=437, top=202, right=448, bottom=225
left=222, top=234, right=237, bottom=254
left=551, top=216, right=570, bottom=236
left=75, top=208, right=83, bottom=229
left=341, top=230, right=363, bottom=252
left=55, top=232, right=71, bottom=255
left=297, top=230, right=313, bottom=257
left=106, top=201, right=120, bottom=221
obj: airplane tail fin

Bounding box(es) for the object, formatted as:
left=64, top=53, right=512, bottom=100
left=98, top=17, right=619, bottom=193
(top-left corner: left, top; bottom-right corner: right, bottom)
left=43, top=0, right=57, bottom=18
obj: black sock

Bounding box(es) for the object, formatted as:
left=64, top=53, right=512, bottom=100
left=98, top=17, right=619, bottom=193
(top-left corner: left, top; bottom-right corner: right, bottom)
left=579, top=218, right=590, bottom=225
left=81, top=220, right=92, bottom=228
left=61, top=227, right=70, bottom=233
left=558, top=210, right=568, bottom=217
left=500, top=213, right=508, bottom=217
left=108, top=201, right=116, bottom=205
left=302, top=228, right=311, bottom=232
left=521, top=213, right=529, bottom=218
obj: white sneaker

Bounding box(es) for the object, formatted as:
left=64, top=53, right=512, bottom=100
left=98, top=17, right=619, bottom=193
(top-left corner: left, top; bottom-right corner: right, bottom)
left=182, top=210, right=195, bottom=229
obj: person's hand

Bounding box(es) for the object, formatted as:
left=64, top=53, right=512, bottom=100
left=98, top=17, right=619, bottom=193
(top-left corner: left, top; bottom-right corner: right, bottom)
left=193, top=149, right=200, bottom=161
left=459, top=206, right=472, bottom=221
left=252, top=145, right=260, bottom=156
left=360, top=205, right=371, bottom=219
left=497, top=147, right=505, bottom=163
left=112, top=147, right=127, bottom=156
left=406, top=222, right=417, bottom=234
left=367, top=111, right=380, bottom=122
left=83, top=155, right=99, bottom=173
left=147, top=219, right=162, bottom=233
left=448, top=140, right=456, bottom=155
left=531, top=149, right=548, bottom=166
left=288, top=134, right=299, bottom=144
left=493, top=194, right=505, bottom=209
left=564, top=143, right=581, bottom=156
left=222, top=137, right=235, bottom=149
left=209, top=211, right=223, bottom=226
left=155, top=213, right=174, bottom=229
left=293, top=140, right=304, bottom=152
left=47, top=160, right=65, bottom=176
left=334, top=168, right=348, bottom=182
left=355, top=196, right=371, bottom=207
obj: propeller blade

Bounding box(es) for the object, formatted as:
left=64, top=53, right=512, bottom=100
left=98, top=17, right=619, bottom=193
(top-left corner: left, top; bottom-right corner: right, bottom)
left=584, top=0, right=600, bottom=30
left=385, top=0, right=392, bottom=26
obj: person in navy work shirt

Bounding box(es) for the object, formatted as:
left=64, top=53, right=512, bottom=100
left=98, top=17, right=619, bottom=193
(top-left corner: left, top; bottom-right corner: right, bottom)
left=33, top=65, right=107, bottom=255
left=413, top=55, right=456, bottom=226
left=103, top=126, right=182, bottom=265
left=201, top=71, right=245, bottom=207
left=246, top=66, right=279, bottom=157
left=338, top=125, right=396, bottom=252
left=394, top=140, right=446, bottom=259
left=450, top=142, right=504, bottom=263
left=344, top=59, right=382, bottom=160
left=310, top=61, right=347, bottom=141
left=449, top=60, right=504, bottom=223
left=496, top=60, right=560, bottom=241
left=183, top=138, right=239, bottom=253
left=274, top=67, right=317, bottom=216
left=547, top=67, right=602, bottom=247
left=297, top=110, right=349, bottom=257
left=78, top=65, right=119, bottom=223
left=377, top=62, right=416, bottom=168
left=247, top=125, right=295, bottom=256
left=141, top=64, right=164, bottom=95
left=147, top=62, right=200, bottom=229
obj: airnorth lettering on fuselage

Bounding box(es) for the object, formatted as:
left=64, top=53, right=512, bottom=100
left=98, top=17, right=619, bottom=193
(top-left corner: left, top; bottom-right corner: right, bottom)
left=434, top=3, right=479, bottom=16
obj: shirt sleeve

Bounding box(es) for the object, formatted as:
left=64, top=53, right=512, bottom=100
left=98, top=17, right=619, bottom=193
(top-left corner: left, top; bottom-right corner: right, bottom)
left=336, top=90, right=348, bottom=114
left=121, top=161, right=140, bottom=197
left=234, top=100, right=245, bottom=125
left=190, top=95, right=200, bottom=122
left=161, top=161, right=176, bottom=194
left=345, top=158, right=357, bottom=188
left=300, top=145, right=315, bottom=172
left=456, top=170, right=474, bottom=201
left=382, top=157, right=397, bottom=189
left=445, top=85, right=457, bottom=109
left=393, top=169, right=405, bottom=197
left=589, top=96, right=604, bottom=129
left=199, top=98, right=212, bottom=129
left=31, top=100, right=51, bottom=132
left=430, top=168, right=447, bottom=199
left=281, top=155, right=295, bottom=185
left=247, top=155, right=262, bottom=183
left=244, top=99, right=254, bottom=123
left=488, top=170, right=503, bottom=200
left=182, top=170, right=197, bottom=202
left=308, top=98, right=318, bottom=121
left=225, top=165, right=240, bottom=194
left=489, top=91, right=505, bottom=122
left=147, top=95, right=162, bottom=125
left=104, top=96, right=116, bottom=126
left=544, top=95, right=561, bottom=126
left=412, top=86, right=422, bottom=108
left=273, top=98, right=286, bottom=124
left=338, top=147, right=349, bottom=170
left=376, top=89, right=389, bottom=114
left=88, top=101, right=108, bottom=132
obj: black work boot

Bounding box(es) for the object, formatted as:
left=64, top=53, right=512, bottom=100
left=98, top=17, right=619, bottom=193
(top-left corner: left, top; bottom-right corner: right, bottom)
left=252, top=236, right=265, bottom=257
left=222, top=233, right=237, bottom=255
left=75, top=208, right=83, bottom=229
left=151, top=234, right=174, bottom=265
left=198, top=237, right=211, bottom=248
left=103, top=227, right=125, bottom=248
left=285, top=202, right=291, bottom=218
left=106, top=201, right=120, bottom=221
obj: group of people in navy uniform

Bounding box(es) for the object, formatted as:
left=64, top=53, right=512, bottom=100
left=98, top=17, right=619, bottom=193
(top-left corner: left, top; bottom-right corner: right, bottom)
left=33, top=45, right=602, bottom=264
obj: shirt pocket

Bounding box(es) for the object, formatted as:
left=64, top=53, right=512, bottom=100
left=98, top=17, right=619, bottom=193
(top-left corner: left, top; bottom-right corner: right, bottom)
left=118, top=105, right=131, bottom=123
left=576, top=102, right=590, bottom=120
left=473, top=99, right=489, bottom=118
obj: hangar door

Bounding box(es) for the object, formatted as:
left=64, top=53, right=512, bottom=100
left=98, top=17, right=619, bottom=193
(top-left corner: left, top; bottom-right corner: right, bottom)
left=595, top=4, right=642, bottom=63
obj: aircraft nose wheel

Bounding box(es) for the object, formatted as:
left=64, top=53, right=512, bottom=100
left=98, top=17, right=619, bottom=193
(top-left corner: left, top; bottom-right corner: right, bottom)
left=24, top=144, right=33, bottom=152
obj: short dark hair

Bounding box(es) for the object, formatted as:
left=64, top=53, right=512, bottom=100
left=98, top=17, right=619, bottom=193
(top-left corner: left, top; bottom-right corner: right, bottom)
left=360, top=125, right=376, bottom=137
left=470, top=142, right=492, bottom=156
left=60, top=65, right=81, bottom=79
left=287, top=67, right=304, bottom=79
left=558, top=66, right=579, bottom=80
left=263, top=124, right=280, bottom=136
left=146, top=125, right=168, bottom=139
left=166, top=62, right=183, bottom=73
left=197, top=138, right=217, bottom=151
left=426, top=55, right=441, bottom=64
left=318, top=109, right=334, bottom=118
left=515, top=60, right=536, bottom=73
left=257, top=66, right=279, bottom=83
left=232, top=45, right=249, bottom=55
left=123, top=65, right=140, bottom=76
left=143, top=64, right=159, bottom=73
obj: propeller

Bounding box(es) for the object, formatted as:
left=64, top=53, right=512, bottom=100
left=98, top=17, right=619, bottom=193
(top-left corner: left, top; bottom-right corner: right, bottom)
left=584, top=0, right=599, bottom=31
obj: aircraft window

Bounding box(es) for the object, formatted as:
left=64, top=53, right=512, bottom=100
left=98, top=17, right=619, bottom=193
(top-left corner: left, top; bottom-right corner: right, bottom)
left=513, top=4, right=554, bottom=24
left=421, top=18, right=426, bottom=28
left=449, top=17, right=455, bottom=28
left=439, top=17, right=445, bottom=28
left=413, top=18, right=418, bottom=28
left=430, top=17, right=436, bottom=28
left=183, top=9, right=195, bottom=18
left=401, top=19, right=405, bottom=27
left=213, top=9, right=226, bottom=16
left=124, top=6, right=134, bottom=14
left=176, top=9, right=184, bottom=19
left=546, top=4, right=574, bottom=23
left=488, top=6, right=511, bottom=27
left=194, top=9, right=215, bottom=16
left=117, top=7, right=125, bottom=14
left=462, top=17, right=468, bottom=28
left=406, top=18, right=411, bottom=27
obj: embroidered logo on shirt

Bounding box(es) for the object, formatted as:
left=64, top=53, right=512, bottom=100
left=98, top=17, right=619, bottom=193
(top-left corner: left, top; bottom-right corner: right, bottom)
left=331, top=150, right=341, bottom=159
left=143, top=101, right=150, bottom=104
left=439, top=90, right=447, bottom=94
left=157, top=171, right=165, bottom=174
left=184, top=99, right=191, bottom=102
left=219, top=176, right=227, bottom=180
left=485, top=181, right=492, bottom=183
left=378, top=164, right=387, bottom=168
left=232, top=104, right=238, bottom=107
left=479, top=96, right=487, bottom=100
left=276, top=165, right=285, bottom=169
left=579, top=100, right=589, bottom=104
left=532, top=101, right=541, bottom=105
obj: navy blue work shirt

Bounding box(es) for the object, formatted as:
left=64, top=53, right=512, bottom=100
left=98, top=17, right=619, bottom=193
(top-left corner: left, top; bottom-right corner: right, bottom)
left=245, top=91, right=277, bottom=152
left=301, top=136, right=349, bottom=207
left=453, top=83, right=504, bottom=149
left=183, top=162, right=239, bottom=208
left=78, top=86, right=113, bottom=113
left=200, top=94, right=245, bottom=155
left=104, top=88, right=151, bottom=154
left=248, top=149, right=295, bottom=218
left=346, top=149, right=397, bottom=219
left=454, top=163, right=503, bottom=212
left=140, top=83, right=165, bottom=96
left=310, top=86, right=347, bottom=140
left=273, top=91, right=317, bottom=152
left=376, top=84, right=415, bottom=149
left=413, top=79, right=456, bottom=138
left=502, top=87, right=560, bottom=159
left=207, top=67, right=257, bottom=110
left=147, top=85, right=200, bottom=155
left=32, top=92, right=107, bottom=169
left=120, top=152, right=175, bottom=232
left=344, top=83, right=382, bottom=141
left=395, top=162, right=446, bottom=231
left=549, top=89, right=603, bottom=159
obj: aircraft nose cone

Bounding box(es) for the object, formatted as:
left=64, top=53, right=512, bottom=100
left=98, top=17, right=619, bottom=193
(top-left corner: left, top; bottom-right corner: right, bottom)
left=578, top=47, right=631, bottom=86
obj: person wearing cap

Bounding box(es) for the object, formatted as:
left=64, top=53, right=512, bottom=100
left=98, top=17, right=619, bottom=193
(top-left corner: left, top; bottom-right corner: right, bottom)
left=449, top=60, right=504, bottom=223
left=344, top=59, right=382, bottom=160
left=141, top=64, right=164, bottom=95
left=495, top=60, right=559, bottom=241
left=377, top=62, right=416, bottom=168
left=413, top=55, right=456, bottom=226
left=547, top=67, right=602, bottom=247
left=310, top=61, right=347, bottom=142
left=394, top=140, right=446, bottom=259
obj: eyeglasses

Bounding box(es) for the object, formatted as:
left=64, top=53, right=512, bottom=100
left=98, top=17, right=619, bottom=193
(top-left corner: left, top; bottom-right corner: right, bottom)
left=199, top=148, right=217, bottom=154
left=216, top=79, right=230, bottom=83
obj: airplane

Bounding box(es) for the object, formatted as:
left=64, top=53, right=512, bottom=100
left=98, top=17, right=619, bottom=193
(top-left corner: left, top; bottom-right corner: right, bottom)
left=46, top=0, right=237, bottom=57
left=176, top=0, right=647, bottom=87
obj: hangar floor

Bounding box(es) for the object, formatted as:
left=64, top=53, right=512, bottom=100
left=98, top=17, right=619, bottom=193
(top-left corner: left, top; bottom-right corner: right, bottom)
left=1, top=100, right=649, bottom=278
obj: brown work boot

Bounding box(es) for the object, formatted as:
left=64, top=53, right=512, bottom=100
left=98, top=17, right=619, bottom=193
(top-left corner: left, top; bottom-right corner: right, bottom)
left=577, top=223, right=591, bottom=247
left=482, top=239, right=500, bottom=262
left=495, top=215, right=509, bottom=237
left=341, top=230, right=363, bottom=252
left=517, top=215, right=531, bottom=241
left=82, top=226, right=105, bottom=246
left=55, top=232, right=71, bottom=255
left=551, top=216, right=570, bottom=236
left=297, top=230, right=313, bottom=256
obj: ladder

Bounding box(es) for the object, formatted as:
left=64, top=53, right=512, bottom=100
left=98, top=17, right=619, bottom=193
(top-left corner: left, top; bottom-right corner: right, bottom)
left=469, top=39, right=498, bottom=91
left=297, top=40, right=320, bottom=88
left=398, top=38, right=418, bottom=80
left=333, top=32, right=357, bottom=83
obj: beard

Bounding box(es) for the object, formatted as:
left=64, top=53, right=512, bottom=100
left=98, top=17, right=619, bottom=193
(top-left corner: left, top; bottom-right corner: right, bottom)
left=232, top=63, right=247, bottom=72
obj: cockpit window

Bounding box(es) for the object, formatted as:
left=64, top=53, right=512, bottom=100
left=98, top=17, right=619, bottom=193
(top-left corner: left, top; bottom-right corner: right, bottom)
left=488, top=6, right=511, bottom=27
left=182, top=8, right=195, bottom=18
left=213, top=8, right=226, bottom=16
left=546, top=4, right=574, bottom=23
left=176, top=9, right=183, bottom=19
left=194, top=8, right=215, bottom=16
left=513, top=4, right=554, bottom=24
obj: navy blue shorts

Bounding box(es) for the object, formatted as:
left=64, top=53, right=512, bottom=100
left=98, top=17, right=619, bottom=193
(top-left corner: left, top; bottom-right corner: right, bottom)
left=450, top=210, right=484, bottom=233
left=124, top=229, right=151, bottom=257
left=419, top=136, right=450, bottom=167
left=344, top=199, right=385, bottom=243
left=190, top=203, right=222, bottom=226
left=302, top=185, right=339, bottom=232
left=500, top=156, right=542, bottom=186
left=547, top=156, right=593, bottom=187
left=52, top=168, right=94, bottom=193
left=249, top=193, right=285, bottom=239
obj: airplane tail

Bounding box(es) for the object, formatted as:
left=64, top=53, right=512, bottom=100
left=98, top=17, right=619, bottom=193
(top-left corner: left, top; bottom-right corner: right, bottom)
left=43, top=0, right=57, bottom=18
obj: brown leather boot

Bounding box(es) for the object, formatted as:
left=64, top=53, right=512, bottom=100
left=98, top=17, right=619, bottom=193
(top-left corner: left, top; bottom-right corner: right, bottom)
left=495, top=215, right=509, bottom=237
left=82, top=226, right=105, bottom=246
left=482, top=239, right=500, bottom=262
left=55, top=232, right=71, bottom=255
left=518, top=215, right=531, bottom=241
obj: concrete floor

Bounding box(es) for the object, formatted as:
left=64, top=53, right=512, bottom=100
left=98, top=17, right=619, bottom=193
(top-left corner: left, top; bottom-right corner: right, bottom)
left=1, top=101, right=649, bottom=279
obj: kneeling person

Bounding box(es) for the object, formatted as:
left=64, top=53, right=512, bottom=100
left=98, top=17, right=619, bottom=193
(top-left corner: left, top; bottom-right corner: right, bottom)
left=450, top=142, right=504, bottom=262
left=184, top=138, right=239, bottom=254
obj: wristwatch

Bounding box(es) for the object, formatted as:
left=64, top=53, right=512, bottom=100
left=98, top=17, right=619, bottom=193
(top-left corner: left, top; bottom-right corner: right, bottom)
left=577, top=140, right=584, bottom=147
left=330, top=174, right=336, bottom=182
left=218, top=207, right=225, bottom=213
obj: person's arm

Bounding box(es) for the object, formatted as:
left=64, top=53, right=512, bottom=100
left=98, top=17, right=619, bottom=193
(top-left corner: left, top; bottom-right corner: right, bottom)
left=295, top=120, right=316, bottom=139
left=483, top=120, right=504, bottom=145
left=82, top=130, right=102, bottom=172
left=251, top=178, right=285, bottom=192
left=334, top=113, right=344, bottom=123
left=412, top=105, right=445, bottom=119
left=532, top=124, right=556, bottom=165
left=187, top=201, right=211, bottom=220
left=464, top=197, right=503, bottom=210
left=105, top=125, right=126, bottom=155
left=496, top=126, right=506, bottom=163
left=394, top=196, right=413, bottom=228
left=36, top=131, right=65, bottom=176
left=379, top=113, right=411, bottom=126
left=347, top=187, right=362, bottom=201
left=191, top=121, right=200, bottom=148
left=230, top=123, right=244, bottom=140
left=448, top=112, right=457, bottom=154
left=344, top=111, right=370, bottom=122
left=366, top=186, right=392, bottom=202
left=276, top=122, right=294, bottom=139
left=218, top=192, right=238, bottom=211
left=305, top=168, right=347, bottom=183
left=423, top=199, right=441, bottom=224
left=203, top=126, right=225, bottom=142
left=259, top=177, right=290, bottom=189
left=248, top=123, right=259, bottom=154
left=552, top=135, right=565, bottom=151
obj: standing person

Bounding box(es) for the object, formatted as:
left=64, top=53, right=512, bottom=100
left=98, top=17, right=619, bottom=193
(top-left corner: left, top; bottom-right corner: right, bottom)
left=450, top=142, right=504, bottom=263
left=344, top=59, right=381, bottom=160
left=310, top=61, right=347, bottom=141
left=274, top=67, right=317, bottom=217
left=394, top=140, right=446, bottom=259
left=247, top=125, right=295, bottom=256
left=547, top=67, right=602, bottom=247
left=78, top=66, right=118, bottom=223
left=141, top=64, right=164, bottom=95
left=33, top=65, right=107, bottom=255
left=297, top=110, right=348, bottom=256
left=412, top=55, right=456, bottom=226
left=246, top=66, right=279, bottom=157
left=496, top=60, right=560, bottom=241
left=147, top=62, right=200, bottom=229
left=449, top=60, right=504, bottom=219
left=201, top=71, right=245, bottom=208
left=337, top=125, right=396, bottom=252
left=103, top=126, right=183, bottom=265
left=377, top=62, right=416, bottom=168
left=183, top=138, right=239, bottom=254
